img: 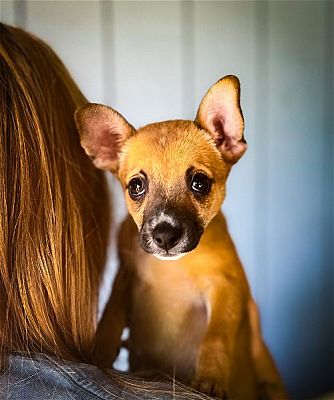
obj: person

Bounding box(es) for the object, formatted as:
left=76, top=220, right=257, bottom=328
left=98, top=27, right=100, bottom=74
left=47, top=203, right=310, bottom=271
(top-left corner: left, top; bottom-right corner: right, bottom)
left=0, top=23, right=209, bottom=399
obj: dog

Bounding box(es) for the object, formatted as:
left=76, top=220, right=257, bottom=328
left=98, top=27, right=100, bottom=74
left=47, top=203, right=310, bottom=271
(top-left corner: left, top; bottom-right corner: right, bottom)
left=75, top=75, right=287, bottom=399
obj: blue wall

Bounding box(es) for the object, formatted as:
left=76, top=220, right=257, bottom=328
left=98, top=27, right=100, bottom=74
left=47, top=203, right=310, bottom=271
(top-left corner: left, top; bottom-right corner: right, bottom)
left=1, top=1, right=332, bottom=398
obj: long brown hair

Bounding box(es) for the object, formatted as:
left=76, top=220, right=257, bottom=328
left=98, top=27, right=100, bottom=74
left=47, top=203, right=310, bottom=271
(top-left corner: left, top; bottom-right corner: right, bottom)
left=0, top=23, right=110, bottom=364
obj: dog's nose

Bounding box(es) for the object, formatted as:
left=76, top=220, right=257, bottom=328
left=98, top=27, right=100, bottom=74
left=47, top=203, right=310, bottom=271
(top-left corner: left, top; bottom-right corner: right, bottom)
left=152, top=222, right=183, bottom=251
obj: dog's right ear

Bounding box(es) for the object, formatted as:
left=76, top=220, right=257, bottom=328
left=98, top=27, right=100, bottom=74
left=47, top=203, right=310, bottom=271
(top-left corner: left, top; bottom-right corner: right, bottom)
left=74, top=103, right=135, bottom=172
left=195, top=75, right=247, bottom=164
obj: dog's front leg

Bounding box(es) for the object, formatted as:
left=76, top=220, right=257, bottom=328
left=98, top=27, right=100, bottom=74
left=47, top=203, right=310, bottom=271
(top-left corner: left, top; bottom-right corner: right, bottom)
left=191, top=287, right=241, bottom=399
left=94, top=264, right=131, bottom=368
left=248, top=298, right=288, bottom=400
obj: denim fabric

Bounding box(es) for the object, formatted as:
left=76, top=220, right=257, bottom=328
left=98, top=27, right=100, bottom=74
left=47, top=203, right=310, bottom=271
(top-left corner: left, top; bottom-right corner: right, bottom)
left=0, top=353, right=203, bottom=400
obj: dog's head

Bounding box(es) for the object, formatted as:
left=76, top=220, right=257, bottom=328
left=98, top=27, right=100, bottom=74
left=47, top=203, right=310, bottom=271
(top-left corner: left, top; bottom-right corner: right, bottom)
left=75, top=75, right=246, bottom=260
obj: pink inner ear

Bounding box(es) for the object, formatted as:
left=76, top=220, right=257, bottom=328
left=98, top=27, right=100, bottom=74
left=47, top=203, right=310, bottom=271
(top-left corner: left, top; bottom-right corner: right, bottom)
left=83, top=119, right=122, bottom=170
left=212, top=115, right=238, bottom=150
left=212, top=117, right=226, bottom=146
left=208, top=104, right=239, bottom=142
left=97, top=126, right=120, bottom=161
left=77, top=103, right=135, bottom=171
left=207, top=109, right=246, bottom=162
left=207, top=104, right=229, bottom=145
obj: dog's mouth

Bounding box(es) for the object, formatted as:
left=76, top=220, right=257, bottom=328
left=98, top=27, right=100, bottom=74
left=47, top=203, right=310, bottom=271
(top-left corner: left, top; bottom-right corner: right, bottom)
left=139, top=232, right=200, bottom=260
left=139, top=210, right=203, bottom=260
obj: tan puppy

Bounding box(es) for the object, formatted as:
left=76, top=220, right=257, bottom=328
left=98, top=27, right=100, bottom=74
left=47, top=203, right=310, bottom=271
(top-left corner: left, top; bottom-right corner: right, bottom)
left=75, top=76, right=287, bottom=399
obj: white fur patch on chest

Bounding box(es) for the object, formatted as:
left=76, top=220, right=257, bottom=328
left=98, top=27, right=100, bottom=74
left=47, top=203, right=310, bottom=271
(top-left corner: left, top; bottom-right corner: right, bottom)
left=128, top=265, right=209, bottom=381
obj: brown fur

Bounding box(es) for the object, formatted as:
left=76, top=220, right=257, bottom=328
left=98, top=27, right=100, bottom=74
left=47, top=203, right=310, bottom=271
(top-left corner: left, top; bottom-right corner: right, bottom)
left=119, top=120, right=229, bottom=230
left=75, top=76, right=287, bottom=399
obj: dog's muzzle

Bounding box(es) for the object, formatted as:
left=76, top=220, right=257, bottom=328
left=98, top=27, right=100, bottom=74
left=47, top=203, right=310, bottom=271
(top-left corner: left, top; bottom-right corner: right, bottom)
left=139, top=207, right=203, bottom=259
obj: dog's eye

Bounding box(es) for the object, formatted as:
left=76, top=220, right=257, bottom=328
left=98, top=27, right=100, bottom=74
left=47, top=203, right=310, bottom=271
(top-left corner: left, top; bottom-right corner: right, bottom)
left=190, top=173, right=211, bottom=196
left=128, top=177, right=146, bottom=200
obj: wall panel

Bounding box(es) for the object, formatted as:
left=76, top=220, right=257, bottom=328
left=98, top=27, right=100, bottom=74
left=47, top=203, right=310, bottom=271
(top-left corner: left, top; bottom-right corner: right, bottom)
left=1, top=0, right=16, bottom=26
left=108, top=1, right=183, bottom=127
left=26, top=0, right=104, bottom=102
left=266, top=1, right=333, bottom=397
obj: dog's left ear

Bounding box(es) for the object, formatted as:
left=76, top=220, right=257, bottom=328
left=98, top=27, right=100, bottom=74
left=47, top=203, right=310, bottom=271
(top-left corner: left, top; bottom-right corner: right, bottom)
left=196, top=75, right=247, bottom=164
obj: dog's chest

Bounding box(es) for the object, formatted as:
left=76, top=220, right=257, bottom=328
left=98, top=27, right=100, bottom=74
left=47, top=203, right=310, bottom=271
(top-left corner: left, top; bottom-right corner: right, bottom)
left=128, top=261, right=208, bottom=380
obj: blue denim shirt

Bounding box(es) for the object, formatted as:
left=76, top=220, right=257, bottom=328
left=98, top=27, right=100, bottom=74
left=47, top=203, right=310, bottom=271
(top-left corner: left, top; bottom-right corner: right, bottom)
left=0, top=353, right=206, bottom=399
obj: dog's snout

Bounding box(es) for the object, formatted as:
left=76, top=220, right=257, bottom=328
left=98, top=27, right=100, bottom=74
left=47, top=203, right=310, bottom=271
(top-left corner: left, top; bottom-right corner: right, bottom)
left=152, top=222, right=183, bottom=251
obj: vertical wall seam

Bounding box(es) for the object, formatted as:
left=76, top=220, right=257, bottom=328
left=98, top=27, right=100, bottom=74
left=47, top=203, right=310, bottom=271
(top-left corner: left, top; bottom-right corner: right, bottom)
left=98, top=0, right=118, bottom=317
left=254, top=1, right=269, bottom=325
left=100, top=0, right=115, bottom=105
left=14, top=0, right=27, bottom=29
left=180, top=0, right=195, bottom=119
